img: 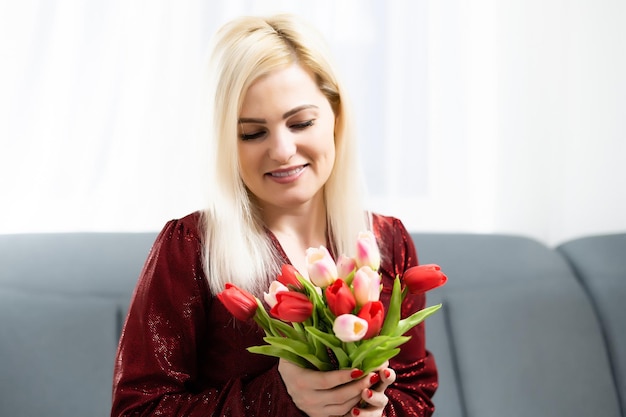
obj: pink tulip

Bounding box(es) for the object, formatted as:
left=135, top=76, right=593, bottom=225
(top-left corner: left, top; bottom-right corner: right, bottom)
left=263, top=280, right=289, bottom=308
left=357, top=301, right=384, bottom=339
left=352, top=266, right=381, bottom=306
left=325, top=279, right=357, bottom=316
left=336, top=255, right=357, bottom=280
left=217, top=283, right=258, bottom=321
left=403, top=264, right=448, bottom=294
left=355, top=231, right=381, bottom=271
left=333, top=314, right=369, bottom=342
left=306, top=245, right=338, bottom=288
left=270, top=291, right=314, bottom=323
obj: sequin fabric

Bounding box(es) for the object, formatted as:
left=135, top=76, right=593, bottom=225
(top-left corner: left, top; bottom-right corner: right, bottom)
left=111, top=211, right=438, bottom=416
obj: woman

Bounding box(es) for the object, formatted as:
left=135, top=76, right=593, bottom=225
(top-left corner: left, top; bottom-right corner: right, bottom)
left=111, top=13, right=438, bottom=417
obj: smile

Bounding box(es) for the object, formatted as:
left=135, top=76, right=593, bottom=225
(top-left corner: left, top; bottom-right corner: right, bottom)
left=268, top=165, right=307, bottom=178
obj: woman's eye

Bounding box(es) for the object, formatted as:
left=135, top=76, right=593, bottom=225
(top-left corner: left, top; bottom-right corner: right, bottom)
left=291, top=120, right=314, bottom=130
left=240, top=131, right=266, bottom=141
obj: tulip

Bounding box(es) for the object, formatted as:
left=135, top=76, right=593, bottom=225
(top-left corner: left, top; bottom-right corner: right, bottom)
left=352, top=266, right=381, bottom=306
left=263, top=280, right=289, bottom=308
left=333, top=314, right=369, bottom=342
left=277, top=264, right=304, bottom=290
left=217, top=283, right=258, bottom=321
left=325, top=279, right=357, bottom=316
left=270, top=291, right=314, bottom=323
left=306, top=245, right=338, bottom=288
left=403, top=264, right=448, bottom=294
left=336, top=255, right=357, bottom=280
left=357, top=301, right=385, bottom=339
left=355, top=231, right=381, bottom=271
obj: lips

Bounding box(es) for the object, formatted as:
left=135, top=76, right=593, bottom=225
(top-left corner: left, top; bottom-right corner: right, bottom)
left=267, top=165, right=308, bottom=178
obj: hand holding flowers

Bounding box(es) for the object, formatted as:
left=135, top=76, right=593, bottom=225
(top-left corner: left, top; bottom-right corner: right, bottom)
left=217, top=231, right=447, bottom=374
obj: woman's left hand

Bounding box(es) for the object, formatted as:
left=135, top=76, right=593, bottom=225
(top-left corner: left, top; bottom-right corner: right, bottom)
left=345, top=366, right=396, bottom=417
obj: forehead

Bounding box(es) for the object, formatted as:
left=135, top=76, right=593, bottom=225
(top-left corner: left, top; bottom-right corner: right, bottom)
left=240, top=64, right=326, bottom=116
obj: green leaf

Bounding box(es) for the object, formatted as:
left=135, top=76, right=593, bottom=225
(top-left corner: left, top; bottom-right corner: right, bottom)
left=349, top=335, right=408, bottom=366
left=380, top=276, right=403, bottom=336
left=394, top=303, right=442, bottom=336
left=305, top=326, right=350, bottom=369
left=263, top=336, right=334, bottom=371
left=247, top=345, right=314, bottom=369
left=361, top=348, right=402, bottom=374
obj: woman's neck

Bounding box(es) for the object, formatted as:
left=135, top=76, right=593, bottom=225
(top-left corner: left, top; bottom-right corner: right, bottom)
left=262, top=200, right=328, bottom=277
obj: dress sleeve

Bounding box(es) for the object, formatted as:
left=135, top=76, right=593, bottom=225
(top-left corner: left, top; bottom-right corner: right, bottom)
left=111, top=218, right=304, bottom=417
left=377, top=217, right=439, bottom=417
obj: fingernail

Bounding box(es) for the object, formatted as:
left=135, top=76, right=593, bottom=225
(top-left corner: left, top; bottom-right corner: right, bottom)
left=366, top=389, right=373, bottom=398
left=370, top=373, right=380, bottom=384
left=352, top=408, right=361, bottom=416
left=351, top=369, right=364, bottom=379
left=384, top=369, right=391, bottom=378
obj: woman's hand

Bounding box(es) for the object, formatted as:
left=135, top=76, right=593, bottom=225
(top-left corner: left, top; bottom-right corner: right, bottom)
left=278, top=359, right=381, bottom=417
left=347, top=366, right=396, bottom=417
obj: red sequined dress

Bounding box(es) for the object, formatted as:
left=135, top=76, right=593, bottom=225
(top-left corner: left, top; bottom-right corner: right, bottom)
left=111, top=211, right=438, bottom=416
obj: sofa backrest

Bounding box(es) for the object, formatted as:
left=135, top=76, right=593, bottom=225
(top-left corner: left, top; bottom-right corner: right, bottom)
left=412, top=233, right=622, bottom=417
left=557, top=233, right=626, bottom=416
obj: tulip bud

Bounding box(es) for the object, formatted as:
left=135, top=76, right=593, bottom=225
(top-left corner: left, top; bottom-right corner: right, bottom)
left=403, top=264, right=448, bottom=294
left=277, top=264, right=304, bottom=290
left=217, top=283, right=258, bottom=321
left=306, top=245, right=338, bottom=288
left=336, top=255, right=357, bottom=280
left=357, top=301, right=385, bottom=339
left=355, top=231, right=381, bottom=271
left=263, top=280, right=289, bottom=308
left=333, top=314, right=369, bottom=342
left=352, top=266, right=381, bottom=306
left=270, top=291, right=314, bottom=323
left=325, top=279, right=357, bottom=316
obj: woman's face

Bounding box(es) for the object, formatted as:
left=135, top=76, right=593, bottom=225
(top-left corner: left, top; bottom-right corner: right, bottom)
left=237, top=63, right=336, bottom=213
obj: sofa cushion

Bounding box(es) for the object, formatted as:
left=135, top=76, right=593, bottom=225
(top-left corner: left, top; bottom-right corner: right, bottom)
left=413, top=233, right=621, bottom=417
left=557, top=233, right=626, bottom=415
left=0, top=289, right=118, bottom=417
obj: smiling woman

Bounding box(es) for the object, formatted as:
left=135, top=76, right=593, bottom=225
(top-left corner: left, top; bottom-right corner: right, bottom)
left=111, top=13, right=438, bottom=417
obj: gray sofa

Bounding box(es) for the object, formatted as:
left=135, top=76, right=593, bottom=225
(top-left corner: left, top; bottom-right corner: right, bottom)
left=1, top=230, right=624, bottom=417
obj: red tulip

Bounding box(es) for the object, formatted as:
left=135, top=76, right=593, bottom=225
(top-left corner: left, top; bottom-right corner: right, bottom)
left=277, top=264, right=304, bottom=290
left=325, top=279, right=357, bottom=316
left=270, top=291, right=314, bottom=323
left=403, top=264, right=447, bottom=294
left=357, top=301, right=385, bottom=339
left=217, top=283, right=258, bottom=321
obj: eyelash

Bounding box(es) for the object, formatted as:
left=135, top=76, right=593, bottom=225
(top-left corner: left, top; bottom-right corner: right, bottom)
left=240, top=120, right=315, bottom=141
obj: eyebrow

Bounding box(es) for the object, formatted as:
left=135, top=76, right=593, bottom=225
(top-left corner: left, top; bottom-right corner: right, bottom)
left=238, top=104, right=319, bottom=124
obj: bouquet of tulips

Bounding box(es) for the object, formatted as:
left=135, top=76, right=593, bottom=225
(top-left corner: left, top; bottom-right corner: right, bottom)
left=217, top=231, right=447, bottom=374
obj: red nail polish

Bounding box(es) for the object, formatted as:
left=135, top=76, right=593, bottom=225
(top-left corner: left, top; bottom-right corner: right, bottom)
left=384, top=369, right=391, bottom=378
left=366, top=389, right=373, bottom=398
left=370, top=373, right=380, bottom=384
left=353, top=408, right=361, bottom=416
left=351, top=369, right=364, bottom=379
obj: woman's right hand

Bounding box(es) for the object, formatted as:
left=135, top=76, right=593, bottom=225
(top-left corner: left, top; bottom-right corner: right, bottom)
left=278, top=359, right=376, bottom=417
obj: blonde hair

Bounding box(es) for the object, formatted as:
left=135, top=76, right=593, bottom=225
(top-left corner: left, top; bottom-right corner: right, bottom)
left=201, top=14, right=369, bottom=295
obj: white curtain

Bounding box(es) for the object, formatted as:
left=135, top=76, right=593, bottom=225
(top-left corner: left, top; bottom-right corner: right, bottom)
left=1, top=0, right=625, bottom=246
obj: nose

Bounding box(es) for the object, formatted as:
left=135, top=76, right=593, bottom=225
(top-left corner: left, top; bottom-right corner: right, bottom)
left=268, top=128, right=296, bottom=164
